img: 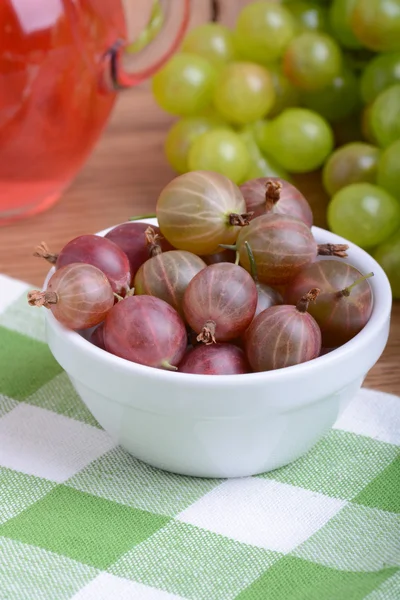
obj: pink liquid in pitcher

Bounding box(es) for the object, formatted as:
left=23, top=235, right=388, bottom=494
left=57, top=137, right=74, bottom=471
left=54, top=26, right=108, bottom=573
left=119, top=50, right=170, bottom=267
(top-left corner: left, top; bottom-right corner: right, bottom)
left=0, top=0, right=126, bottom=222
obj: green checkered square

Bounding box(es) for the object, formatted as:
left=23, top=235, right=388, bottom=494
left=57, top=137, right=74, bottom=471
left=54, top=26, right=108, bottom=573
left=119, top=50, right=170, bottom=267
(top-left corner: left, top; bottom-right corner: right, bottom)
left=0, top=326, right=62, bottom=400
left=293, top=503, right=400, bottom=571
left=0, top=537, right=98, bottom=600
left=25, top=372, right=99, bottom=428
left=260, top=430, right=399, bottom=500
left=0, top=291, right=46, bottom=342
left=236, top=556, right=399, bottom=600
left=0, top=485, right=170, bottom=569
left=354, top=456, right=400, bottom=513
left=0, top=467, right=55, bottom=525
left=110, top=520, right=281, bottom=600
left=67, top=446, right=221, bottom=517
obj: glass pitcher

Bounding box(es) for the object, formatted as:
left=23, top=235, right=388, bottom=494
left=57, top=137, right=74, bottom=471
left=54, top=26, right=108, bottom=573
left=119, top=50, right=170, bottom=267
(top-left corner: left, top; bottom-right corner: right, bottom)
left=0, top=0, right=189, bottom=224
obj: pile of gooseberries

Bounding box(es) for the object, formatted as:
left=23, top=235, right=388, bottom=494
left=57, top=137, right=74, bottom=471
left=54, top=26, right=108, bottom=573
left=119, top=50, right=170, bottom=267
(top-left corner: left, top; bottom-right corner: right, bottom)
left=28, top=171, right=375, bottom=375
left=149, top=0, right=400, bottom=299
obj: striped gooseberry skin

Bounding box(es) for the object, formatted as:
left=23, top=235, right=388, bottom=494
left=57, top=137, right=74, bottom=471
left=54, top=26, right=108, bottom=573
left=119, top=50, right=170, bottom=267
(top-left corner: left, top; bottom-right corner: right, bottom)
left=41, top=264, right=114, bottom=330
left=237, top=214, right=318, bottom=286
left=183, top=263, right=258, bottom=342
left=134, top=250, right=206, bottom=317
left=56, top=235, right=131, bottom=295
left=104, top=295, right=187, bottom=370
left=156, top=170, right=248, bottom=255
left=240, top=177, right=313, bottom=226
left=245, top=304, right=322, bottom=372
left=284, top=260, right=373, bottom=347
left=178, top=343, right=250, bottom=375
left=105, top=222, right=173, bottom=279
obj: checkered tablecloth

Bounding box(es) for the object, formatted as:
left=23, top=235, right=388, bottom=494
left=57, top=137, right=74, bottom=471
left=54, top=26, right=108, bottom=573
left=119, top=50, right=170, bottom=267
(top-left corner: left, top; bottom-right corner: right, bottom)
left=0, top=273, right=399, bottom=600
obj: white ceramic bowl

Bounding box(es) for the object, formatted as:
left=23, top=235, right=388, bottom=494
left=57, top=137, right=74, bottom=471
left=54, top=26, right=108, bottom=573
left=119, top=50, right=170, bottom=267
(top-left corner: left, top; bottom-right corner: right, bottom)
left=44, top=219, right=392, bottom=478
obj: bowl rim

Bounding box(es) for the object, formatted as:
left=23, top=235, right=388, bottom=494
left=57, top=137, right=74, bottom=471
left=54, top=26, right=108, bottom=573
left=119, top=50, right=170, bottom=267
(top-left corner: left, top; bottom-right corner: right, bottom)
left=44, top=220, right=392, bottom=388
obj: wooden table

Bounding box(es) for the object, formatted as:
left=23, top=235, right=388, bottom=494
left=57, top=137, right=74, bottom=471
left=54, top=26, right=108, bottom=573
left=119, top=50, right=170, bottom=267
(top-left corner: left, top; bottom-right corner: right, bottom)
left=1, top=82, right=398, bottom=396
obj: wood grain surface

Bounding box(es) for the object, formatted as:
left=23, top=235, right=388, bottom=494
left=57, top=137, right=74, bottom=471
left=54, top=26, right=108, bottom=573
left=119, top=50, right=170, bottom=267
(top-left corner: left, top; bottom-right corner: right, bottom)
left=0, top=0, right=398, bottom=395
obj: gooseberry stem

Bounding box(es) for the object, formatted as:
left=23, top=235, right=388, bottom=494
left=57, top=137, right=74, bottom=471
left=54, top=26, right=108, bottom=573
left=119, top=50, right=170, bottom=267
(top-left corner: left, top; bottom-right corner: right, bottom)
left=145, top=226, right=163, bottom=257
left=340, top=272, right=374, bottom=297
left=33, top=242, right=58, bottom=265
left=228, top=212, right=254, bottom=226
left=264, top=179, right=282, bottom=211
left=244, top=241, right=259, bottom=283
left=27, top=290, right=58, bottom=308
left=317, top=243, right=349, bottom=258
left=296, top=288, right=320, bottom=313
left=219, top=244, right=237, bottom=251
left=114, top=293, right=124, bottom=302
left=197, top=320, right=217, bottom=345
left=129, top=213, right=157, bottom=221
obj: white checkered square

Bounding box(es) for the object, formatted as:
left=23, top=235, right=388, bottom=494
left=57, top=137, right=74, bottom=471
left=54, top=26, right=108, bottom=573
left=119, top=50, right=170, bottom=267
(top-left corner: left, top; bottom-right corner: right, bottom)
left=178, top=478, right=346, bottom=553
left=334, top=388, right=400, bottom=446
left=0, top=403, right=114, bottom=482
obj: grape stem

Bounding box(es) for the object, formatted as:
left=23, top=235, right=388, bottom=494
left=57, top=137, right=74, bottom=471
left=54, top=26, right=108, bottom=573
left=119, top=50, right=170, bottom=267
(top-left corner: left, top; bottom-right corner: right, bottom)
left=244, top=241, right=259, bottom=283
left=317, top=243, right=349, bottom=258
left=229, top=212, right=254, bottom=226
left=296, top=288, right=320, bottom=313
left=129, top=213, right=157, bottom=221
left=27, top=290, right=58, bottom=308
left=197, top=320, right=217, bottom=345
left=339, top=272, right=374, bottom=298
left=33, top=242, right=58, bottom=265
left=145, top=226, right=163, bottom=257
left=264, top=180, right=282, bottom=211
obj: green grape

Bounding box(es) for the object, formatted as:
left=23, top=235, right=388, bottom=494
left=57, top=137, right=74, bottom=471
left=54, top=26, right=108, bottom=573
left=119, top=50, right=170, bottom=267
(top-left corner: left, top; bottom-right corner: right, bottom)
left=238, top=126, right=291, bottom=180
left=283, top=32, right=343, bottom=91
left=268, top=65, right=300, bottom=117
left=323, top=143, right=381, bottom=196
left=267, top=108, right=334, bottom=173
left=377, top=140, right=400, bottom=199
left=235, top=2, right=296, bottom=63
left=329, top=0, right=362, bottom=49
left=360, top=52, right=400, bottom=104
left=369, top=85, right=400, bottom=149
left=300, top=67, right=360, bottom=122
left=288, top=1, right=330, bottom=32
left=188, top=129, right=250, bottom=184
left=328, top=183, right=400, bottom=248
left=351, top=0, right=400, bottom=52
left=374, top=231, right=400, bottom=299
left=182, top=23, right=236, bottom=69
left=152, top=53, right=217, bottom=116
left=165, top=116, right=226, bottom=174
left=213, top=62, right=275, bottom=125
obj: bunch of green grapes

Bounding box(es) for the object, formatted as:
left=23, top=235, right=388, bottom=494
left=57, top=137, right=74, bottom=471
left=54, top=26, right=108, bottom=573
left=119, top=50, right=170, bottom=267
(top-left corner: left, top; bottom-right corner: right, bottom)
left=151, top=0, right=400, bottom=297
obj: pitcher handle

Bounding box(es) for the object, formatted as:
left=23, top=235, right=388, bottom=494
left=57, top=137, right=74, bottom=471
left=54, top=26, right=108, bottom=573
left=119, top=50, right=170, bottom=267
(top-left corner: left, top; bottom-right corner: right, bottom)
left=107, top=0, right=190, bottom=90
